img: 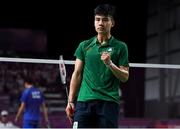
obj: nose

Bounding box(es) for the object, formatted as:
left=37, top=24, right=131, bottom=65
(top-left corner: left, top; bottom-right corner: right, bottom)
left=98, top=20, right=103, bottom=25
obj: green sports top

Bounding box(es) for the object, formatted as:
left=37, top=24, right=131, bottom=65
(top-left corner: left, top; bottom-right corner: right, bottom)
left=74, top=36, right=129, bottom=104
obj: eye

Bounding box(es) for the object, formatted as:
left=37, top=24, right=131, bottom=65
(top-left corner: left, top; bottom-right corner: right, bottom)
left=95, top=18, right=100, bottom=21
left=102, top=18, right=109, bottom=22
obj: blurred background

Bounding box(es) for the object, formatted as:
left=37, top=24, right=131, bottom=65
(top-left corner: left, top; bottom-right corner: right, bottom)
left=0, top=0, right=180, bottom=128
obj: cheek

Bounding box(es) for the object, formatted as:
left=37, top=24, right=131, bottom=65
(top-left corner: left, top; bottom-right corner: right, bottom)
left=94, top=21, right=97, bottom=25
left=94, top=22, right=98, bottom=27
left=107, top=24, right=113, bottom=29
left=94, top=24, right=98, bottom=31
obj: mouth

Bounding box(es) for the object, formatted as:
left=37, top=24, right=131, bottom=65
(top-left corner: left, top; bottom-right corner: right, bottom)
left=98, top=27, right=104, bottom=31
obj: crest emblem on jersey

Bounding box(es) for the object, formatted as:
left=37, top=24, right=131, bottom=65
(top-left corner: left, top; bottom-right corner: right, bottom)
left=107, top=47, right=113, bottom=53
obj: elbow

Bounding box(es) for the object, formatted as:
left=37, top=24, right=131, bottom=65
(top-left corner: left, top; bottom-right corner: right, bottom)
left=120, top=77, right=128, bottom=83
left=120, top=73, right=129, bottom=83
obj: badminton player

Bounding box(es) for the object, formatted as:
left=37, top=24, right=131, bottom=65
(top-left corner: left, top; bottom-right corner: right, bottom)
left=65, top=3, right=129, bottom=128
left=15, top=73, right=49, bottom=128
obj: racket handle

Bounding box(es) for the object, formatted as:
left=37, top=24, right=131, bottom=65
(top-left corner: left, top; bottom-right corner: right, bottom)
left=65, top=86, right=69, bottom=99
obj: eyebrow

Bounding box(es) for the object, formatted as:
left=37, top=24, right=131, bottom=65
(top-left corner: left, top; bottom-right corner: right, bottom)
left=95, top=16, right=112, bottom=20
left=95, top=17, right=110, bottom=19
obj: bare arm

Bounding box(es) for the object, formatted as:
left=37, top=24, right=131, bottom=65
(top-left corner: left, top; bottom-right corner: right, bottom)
left=41, top=102, right=49, bottom=123
left=68, top=58, right=84, bottom=102
left=109, top=63, right=129, bottom=82
left=101, top=52, right=129, bottom=82
left=65, top=58, right=84, bottom=124
left=15, top=102, right=25, bottom=122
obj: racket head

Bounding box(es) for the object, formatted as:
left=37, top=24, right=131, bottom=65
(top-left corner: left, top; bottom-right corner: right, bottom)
left=59, top=55, right=67, bottom=85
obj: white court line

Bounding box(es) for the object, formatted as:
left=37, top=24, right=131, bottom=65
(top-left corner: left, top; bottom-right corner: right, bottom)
left=0, top=57, right=180, bottom=69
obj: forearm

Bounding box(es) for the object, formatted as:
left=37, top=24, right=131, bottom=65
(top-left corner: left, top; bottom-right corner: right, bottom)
left=42, top=103, right=49, bottom=122
left=68, top=71, right=82, bottom=102
left=15, top=110, right=21, bottom=120
left=108, top=61, right=129, bottom=82
left=16, top=105, right=24, bottom=120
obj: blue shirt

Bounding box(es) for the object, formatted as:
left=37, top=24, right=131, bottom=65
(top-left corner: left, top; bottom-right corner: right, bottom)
left=20, top=86, right=44, bottom=121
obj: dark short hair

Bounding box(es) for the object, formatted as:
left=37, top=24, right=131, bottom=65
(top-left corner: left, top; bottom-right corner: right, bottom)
left=23, top=72, right=34, bottom=84
left=94, top=4, right=116, bottom=19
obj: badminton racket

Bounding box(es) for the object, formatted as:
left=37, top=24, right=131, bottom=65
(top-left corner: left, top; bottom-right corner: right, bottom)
left=59, top=55, right=69, bottom=99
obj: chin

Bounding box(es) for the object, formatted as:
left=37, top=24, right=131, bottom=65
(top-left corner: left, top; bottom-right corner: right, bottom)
left=98, top=32, right=106, bottom=35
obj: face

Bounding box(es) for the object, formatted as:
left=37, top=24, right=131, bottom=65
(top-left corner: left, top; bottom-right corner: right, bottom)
left=94, top=15, right=114, bottom=35
left=1, top=115, right=8, bottom=123
left=24, top=81, right=29, bottom=88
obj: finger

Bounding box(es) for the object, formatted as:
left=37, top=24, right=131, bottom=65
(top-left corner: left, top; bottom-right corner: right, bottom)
left=101, top=54, right=106, bottom=60
left=102, top=51, right=109, bottom=54
left=66, top=108, right=74, bottom=119
left=68, top=116, right=73, bottom=125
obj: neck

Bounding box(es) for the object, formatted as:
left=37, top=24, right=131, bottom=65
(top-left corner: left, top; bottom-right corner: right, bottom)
left=26, top=84, right=33, bottom=88
left=97, top=34, right=111, bottom=44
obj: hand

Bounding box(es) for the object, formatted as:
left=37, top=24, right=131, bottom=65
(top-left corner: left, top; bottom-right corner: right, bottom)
left=14, top=117, right=18, bottom=123
left=65, top=102, right=75, bottom=125
left=101, top=52, right=111, bottom=65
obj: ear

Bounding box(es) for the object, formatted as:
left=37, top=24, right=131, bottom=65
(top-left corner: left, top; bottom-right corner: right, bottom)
left=111, top=20, right=115, bottom=27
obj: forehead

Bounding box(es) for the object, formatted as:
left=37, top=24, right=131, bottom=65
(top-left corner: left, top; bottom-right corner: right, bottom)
left=95, top=15, right=112, bottom=19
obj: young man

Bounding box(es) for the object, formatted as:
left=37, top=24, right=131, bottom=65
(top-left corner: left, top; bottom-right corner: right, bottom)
left=65, top=4, right=129, bottom=128
left=15, top=74, right=49, bottom=128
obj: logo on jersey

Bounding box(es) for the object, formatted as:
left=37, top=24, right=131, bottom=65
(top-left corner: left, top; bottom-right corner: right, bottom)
left=32, top=91, right=41, bottom=99
left=107, top=47, right=113, bottom=53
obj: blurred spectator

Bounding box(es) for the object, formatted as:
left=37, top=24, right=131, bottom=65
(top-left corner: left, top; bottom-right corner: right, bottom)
left=0, top=110, right=19, bottom=128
